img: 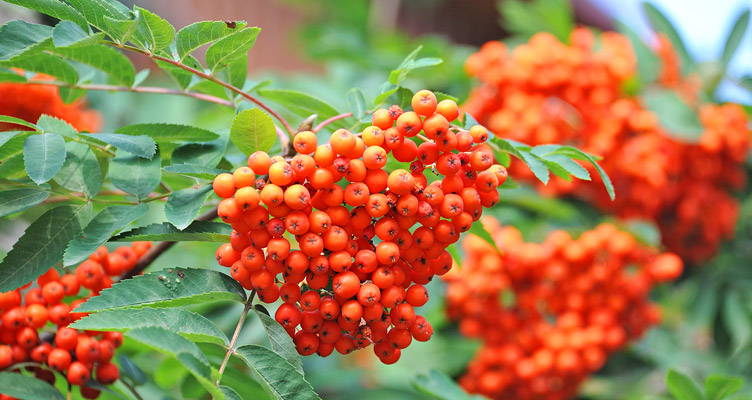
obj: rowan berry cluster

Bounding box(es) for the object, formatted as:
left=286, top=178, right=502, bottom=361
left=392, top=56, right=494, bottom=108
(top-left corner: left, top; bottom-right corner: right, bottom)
left=0, top=242, right=151, bottom=400
left=463, top=28, right=750, bottom=262
left=444, top=220, right=683, bottom=399
left=0, top=72, right=101, bottom=132
left=212, top=89, right=507, bottom=363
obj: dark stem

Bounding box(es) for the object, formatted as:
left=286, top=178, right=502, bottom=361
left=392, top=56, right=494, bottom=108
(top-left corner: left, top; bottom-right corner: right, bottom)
left=120, top=378, right=145, bottom=400
left=312, top=112, right=354, bottom=133
left=120, top=208, right=219, bottom=280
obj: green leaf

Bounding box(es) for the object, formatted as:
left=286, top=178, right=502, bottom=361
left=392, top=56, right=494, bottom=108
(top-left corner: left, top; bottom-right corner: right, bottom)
left=171, top=138, right=227, bottom=167
left=53, top=141, right=102, bottom=196
left=164, top=164, right=227, bottom=180
left=0, top=132, right=32, bottom=178
left=175, top=20, right=248, bottom=61
left=220, top=386, right=243, bottom=400
left=618, top=22, right=660, bottom=86
left=518, top=151, right=550, bottom=185
left=64, top=204, right=148, bottom=265
left=125, top=327, right=210, bottom=376
left=705, top=375, right=744, bottom=400
left=468, top=222, right=499, bottom=252
left=235, top=345, right=320, bottom=400
left=224, top=56, right=248, bottom=89
left=23, top=133, right=67, bottom=184
left=642, top=1, right=694, bottom=73
left=346, top=87, right=367, bottom=120
left=666, top=370, right=703, bottom=400
left=642, top=88, right=703, bottom=141
left=0, top=372, right=64, bottom=400
left=132, top=68, right=150, bottom=87
left=499, top=0, right=574, bottom=43
left=205, top=27, right=260, bottom=71
left=74, top=267, right=245, bottom=312
left=165, top=185, right=213, bottom=230
left=109, top=149, right=161, bottom=198
left=3, top=0, right=88, bottom=31
left=52, top=20, right=103, bottom=48
left=177, top=352, right=224, bottom=399
left=721, top=9, right=750, bottom=67
left=65, top=0, right=130, bottom=32
left=549, top=146, right=615, bottom=200
left=258, top=89, right=347, bottom=129
left=253, top=309, right=304, bottom=374
left=0, top=187, right=49, bottom=217
left=80, top=133, right=156, bottom=158
left=230, top=108, right=276, bottom=156
left=540, top=153, right=590, bottom=180
left=386, top=46, right=444, bottom=86
left=110, top=221, right=231, bottom=242
left=0, top=20, right=51, bottom=61
left=117, top=354, right=147, bottom=385
left=0, top=204, right=90, bottom=292
left=102, top=14, right=139, bottom=44
left=0, top=52, right=79, bottom=83
left=133, top=6, right=175, bottom=52
left=37, top=114, right=77, bottom=136
left=116, top=123, right=220, bottom=142
left=0, top=115, right=39, bottom=130
left=412, top=370, right=485, bottom=400
left=72, top=307, right=228, bottom=346
left=53, top=44, right=135, bottom=86
left=0, top=71, right=26, bottom=82
left=723, top=290, right=752, bottom=355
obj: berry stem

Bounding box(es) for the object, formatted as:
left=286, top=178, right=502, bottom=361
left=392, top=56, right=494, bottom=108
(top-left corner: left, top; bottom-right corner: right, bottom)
left=120, top=378, right=145, bottom=400
left=216, top=290, right=257, bottom=386
left=114, top=43, right=295, bottom=135
left=120, top=208, right=219, bottom=280
left=45, top=81, right=234, bottom=107
left=312, top=112, right=354, bottom=133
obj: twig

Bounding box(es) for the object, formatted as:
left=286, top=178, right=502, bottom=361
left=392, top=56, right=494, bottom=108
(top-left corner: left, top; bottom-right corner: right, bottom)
left=115, top=43, right=295, bottom=135
left=120, top=208, right=219, bottom=280
left=277, top=126, right=293, bottom=158
left=120, top=379, right=145, bottom=400
left=45, top=81, right=234, bottom=107
left=216, top=290, right=256, bottom=385
left=312, top=112, right=353, bottom=133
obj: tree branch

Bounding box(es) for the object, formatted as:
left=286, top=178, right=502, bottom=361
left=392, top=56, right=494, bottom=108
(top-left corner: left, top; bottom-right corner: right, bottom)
left=120, top=208, right=219, bottom=280
left=46, top=81, right=234, bottom=107
left=216, top=290, right=256, bottom=385
left=312, top=112, right=353, bottom=133
left=115, top=44, right=295, bottom=135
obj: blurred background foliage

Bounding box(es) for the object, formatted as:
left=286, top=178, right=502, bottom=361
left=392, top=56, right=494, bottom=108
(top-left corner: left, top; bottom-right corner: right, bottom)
left=1, top=0, right=751, bottom=399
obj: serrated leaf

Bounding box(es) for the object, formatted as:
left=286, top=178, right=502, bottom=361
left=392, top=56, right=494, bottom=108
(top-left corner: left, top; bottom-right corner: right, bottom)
left=0, top=204, right=90, bottom=292
left=235, top=345, right=320, bottom=400
left=171, top=137, right=227, bottom=167
left=0, top=115, right=38, bottom=130
left=116, top=123, right=219, bottom=142
left=37, top=114, right=77, bottom=137
left=0, top=20, right=51, bottom=61
left=225, top=56, right=248, bottom=90
left=468, top=222, right=499, bottom=252
left=230, top=108, right=276, bottom=156
left=118, top=353, right=146, bottom=385
left=0, top=52, right=78, bottom=83
left=3, top=0, right=88, bottom=31
left=0, top=372, right=64, bottom=400
left=178, top=352, right=224, bottom=399
left=165, top=185, right=213, bottom=230
left=132, top=68, right=150, bottom=87
left=73, top=308, right=228, bottom=345
left=518, top=151, right=550, bottom=184
left=346, top=87, right=367, bottom=119
left=126, top=326, right=209, bottom=366
left=164, top=164, right=227, bottom=180
left=110, top=221, right=231, bottom=242
left=176, top=20, right=248, bottom=61
left=642, top=88, right=703, bottom=141
left=53, top=141, right=102, bottom=196
left=642, top=2, right=694, bottom=74
left=723, top=290, right=752, bottom=355
left=80, top=133, right=156, bottom=158
left=666, top=370, right=703, bottom=400
left=109, top=148, right=161, bottom=199
left=205, top=26, right=260, bottom=71
left=549, top=146, right=615, bottom=200
left=258, top=89, right=347, bottom=129
left=23, top=133, right=66, bottom=184
left=705, top=374, right=744, bottom=400
left=0, top=132, right=32, bottom=179
left=64, top=204, right=148, bottom=265
left=388, top=56, right=443, bottom=84
left=0, top=188, right=49, bottom=217
left=53, top=44, right=135, bottom=86
left=75, top=267, right=245, bottom=312
left=65, top=0, right=130, bottom=32
left=721, top=9, right=750, bottom=67
left=532, top=149, right=590, bottom=181
left=133, top=6, right=175, bottom=52
left=618, top=22, right=660, bottom=86
left=220, top=386, right=243, bottom=400
left=254, top=309, right=304, bottom=374
left=52, top=20, right=104, bottom=48
left=412, top=370, right=485, bottom=400
left=102, top=14, right=139, bottom=44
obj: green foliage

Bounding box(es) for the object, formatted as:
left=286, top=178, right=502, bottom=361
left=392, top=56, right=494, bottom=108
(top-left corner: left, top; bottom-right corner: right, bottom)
left=230, top=108, right=277, bottom=156
left=116, top=123, right=220, bottom=142
left=642, top=1, right=695, bottom=74
left=109, top=148, right=161, bottom=198
left=0, top=372, right=65, bottom=400
left=133, top=6, right=175, bottom=52
left=75, top=267, right=246, bottom=312
left=3, top=0, right=88, bottom=31
left=53, top=141, right=102, bottom=196
left=64, top=203, right=148, bottom=265
left=258, top=88, right=350, bottom=130
left=253, top=307, right=304, bottom=373
left=721, top=8, right=750, bottom=67
left=80, top=133, right=156, bottom=158
left=111, top=220, right=231, bottom=242
left=642, top=88, right=704, bottom=141
left=176, top=20, right=248, bottom=61
left=618, top=22, right=661, bottom=88
left=165, top=185, right=213, bottom=230
left=665, top=370, right=746, bottom=400
left=235, top=345, right=321, bottom=400
left=498, top=0, right=574, bottom=43
left=22, top=133, right=66, bottom=184
left=205, top=26, right=260, bottom=72
left=412, top=370, right=485, bottom=400
left=667, top=370, right=704, bottom=400
left=0, top=187, right=49, bottom=217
